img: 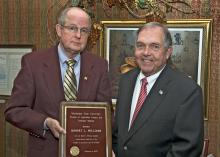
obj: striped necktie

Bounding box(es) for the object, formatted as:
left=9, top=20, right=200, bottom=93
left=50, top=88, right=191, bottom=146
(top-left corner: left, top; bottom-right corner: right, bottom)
left=131, top=77, right=148, bottom=126
left=64, top=59, right=77, bottom=101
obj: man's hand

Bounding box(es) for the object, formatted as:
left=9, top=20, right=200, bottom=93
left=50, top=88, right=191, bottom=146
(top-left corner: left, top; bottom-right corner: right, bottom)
left=112, top=150, right=115, bottom=157
left=45, top=117, right=66, bottom=138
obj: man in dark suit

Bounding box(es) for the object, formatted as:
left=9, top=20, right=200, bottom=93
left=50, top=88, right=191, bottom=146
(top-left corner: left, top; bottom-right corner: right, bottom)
left=112, top=22, right=204, bottom=157
left=4, top=7, right=111, bottom=157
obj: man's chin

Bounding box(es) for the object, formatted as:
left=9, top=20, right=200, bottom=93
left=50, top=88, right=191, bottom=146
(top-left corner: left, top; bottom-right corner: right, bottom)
left=140, top=67, right=154, bottom=76
left=70, top=47, right=82, bottom=53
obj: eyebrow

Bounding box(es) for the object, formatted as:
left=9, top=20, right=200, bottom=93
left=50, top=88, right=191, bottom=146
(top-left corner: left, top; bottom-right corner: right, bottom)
left=136, top=41, right=161, bottom=45
left=66, top=23, right=89, bottom=27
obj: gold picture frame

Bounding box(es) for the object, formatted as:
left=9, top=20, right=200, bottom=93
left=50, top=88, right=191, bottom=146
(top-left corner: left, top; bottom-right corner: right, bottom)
left=100, top=19, right=212, bottom=120
left=59, top=101, right=112, bottom=157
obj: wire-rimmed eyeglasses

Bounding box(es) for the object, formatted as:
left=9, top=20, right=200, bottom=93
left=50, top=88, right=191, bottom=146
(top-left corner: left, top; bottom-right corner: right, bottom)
left=60, top=24, right=90, bottom=36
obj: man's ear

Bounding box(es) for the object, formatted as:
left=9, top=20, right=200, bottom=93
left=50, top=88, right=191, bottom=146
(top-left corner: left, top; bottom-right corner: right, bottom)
left=166, top=47, right=173, bottom=59
left=56, top=24, right=62, bottom=38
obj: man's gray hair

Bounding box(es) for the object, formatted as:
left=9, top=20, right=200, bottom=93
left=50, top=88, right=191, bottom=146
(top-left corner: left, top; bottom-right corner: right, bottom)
left=57, top=7, right=92, bottom=28
left=137, top=22, right=172, bottom=49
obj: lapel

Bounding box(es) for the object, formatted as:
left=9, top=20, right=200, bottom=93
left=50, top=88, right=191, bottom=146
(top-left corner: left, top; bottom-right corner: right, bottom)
left=120, top=69, right=140, bottom=137
left=77, top=51, right=94, bottom=100
left=124, top=65, right=173, bottom=143
left=41, top=46, right=65, bottom=105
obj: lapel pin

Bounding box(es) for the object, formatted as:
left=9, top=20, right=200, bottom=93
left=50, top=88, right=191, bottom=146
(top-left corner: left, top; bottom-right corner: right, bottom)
left=84, top=76, right=88, bottom=80
left=159, top=90, right=163, bottom=95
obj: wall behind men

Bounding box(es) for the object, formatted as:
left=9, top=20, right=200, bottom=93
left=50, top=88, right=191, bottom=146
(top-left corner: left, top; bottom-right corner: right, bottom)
left=0, top=0, right=220, bottom=156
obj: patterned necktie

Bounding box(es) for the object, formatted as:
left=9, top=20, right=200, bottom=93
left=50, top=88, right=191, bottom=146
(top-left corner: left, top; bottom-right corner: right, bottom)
left=64, top=59, right=77, bottom=101
left=131, top=77, right=148, bottom=126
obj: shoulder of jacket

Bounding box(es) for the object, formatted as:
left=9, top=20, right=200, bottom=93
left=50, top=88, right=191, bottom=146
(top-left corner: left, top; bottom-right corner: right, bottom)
left=82, top=51, right=107, bottom=63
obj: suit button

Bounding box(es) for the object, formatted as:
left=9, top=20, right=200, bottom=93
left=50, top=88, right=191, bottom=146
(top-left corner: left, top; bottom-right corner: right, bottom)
left=123, top=146, right=128, bottom=150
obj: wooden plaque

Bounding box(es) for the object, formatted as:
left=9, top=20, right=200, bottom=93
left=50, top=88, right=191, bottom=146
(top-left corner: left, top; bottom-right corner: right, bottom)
left=59, top=101, right=112, bottom=157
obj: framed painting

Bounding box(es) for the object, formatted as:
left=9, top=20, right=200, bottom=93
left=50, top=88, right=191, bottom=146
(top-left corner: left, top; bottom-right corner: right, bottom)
left=0, top=45, right=34, bottom=98
left=100, top=19, right=212, bottom=120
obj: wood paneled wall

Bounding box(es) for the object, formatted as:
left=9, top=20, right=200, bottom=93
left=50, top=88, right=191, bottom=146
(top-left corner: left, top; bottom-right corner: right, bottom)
left=0, top=0, right=220, bottom=156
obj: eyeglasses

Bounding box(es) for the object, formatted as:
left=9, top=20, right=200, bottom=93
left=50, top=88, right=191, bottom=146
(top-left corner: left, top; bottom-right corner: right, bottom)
left=136, top=42, right=162, bottom=52
left=61, top=24, right=90, bottom=36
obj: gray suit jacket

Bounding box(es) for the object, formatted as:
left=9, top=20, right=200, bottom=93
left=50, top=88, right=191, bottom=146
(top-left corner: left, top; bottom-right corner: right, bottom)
left=112, top=65, right=204, bottom=157
left=5, top=45, right=111, bottom=157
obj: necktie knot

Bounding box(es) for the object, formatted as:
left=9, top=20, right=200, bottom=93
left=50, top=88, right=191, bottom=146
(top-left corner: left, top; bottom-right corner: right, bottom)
left=142, top=77, right=147, bottom=85
left=141, top=77, right=148, bottom=90
left=66, top=59, right=76, bottom=67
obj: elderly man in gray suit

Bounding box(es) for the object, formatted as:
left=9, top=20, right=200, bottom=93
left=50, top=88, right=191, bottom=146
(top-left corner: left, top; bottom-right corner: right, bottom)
left=112, top=22, right=204, bottom=157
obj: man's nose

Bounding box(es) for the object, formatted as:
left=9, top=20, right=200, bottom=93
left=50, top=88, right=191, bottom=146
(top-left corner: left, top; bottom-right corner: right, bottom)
left=75, top=29, right=81, bottom=38
left=143, top=45, right=151, bottom=55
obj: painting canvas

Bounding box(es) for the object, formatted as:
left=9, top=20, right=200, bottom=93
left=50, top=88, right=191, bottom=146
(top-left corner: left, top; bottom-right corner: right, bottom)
left=100, top=20, right=212, bottom=119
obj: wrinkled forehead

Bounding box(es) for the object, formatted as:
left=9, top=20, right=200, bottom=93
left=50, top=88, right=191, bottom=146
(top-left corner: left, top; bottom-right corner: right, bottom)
left=137, top=27, right=165, bottom=43
left=65, top=8, right=91, bottom=27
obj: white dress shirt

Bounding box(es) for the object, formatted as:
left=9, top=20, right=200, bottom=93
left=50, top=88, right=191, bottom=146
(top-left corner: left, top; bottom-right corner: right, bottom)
left=128, top=67, right=165, bottom=130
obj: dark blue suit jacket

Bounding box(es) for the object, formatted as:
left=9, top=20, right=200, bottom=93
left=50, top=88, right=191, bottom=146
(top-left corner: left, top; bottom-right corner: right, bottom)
left=112, top=65, right=204, bottom=157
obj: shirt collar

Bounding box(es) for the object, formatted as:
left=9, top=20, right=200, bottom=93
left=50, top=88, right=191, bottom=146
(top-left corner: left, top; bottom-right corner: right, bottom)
left=58, top=43, right=80, bottom=66
left=138, top=65, right=166, bottom=84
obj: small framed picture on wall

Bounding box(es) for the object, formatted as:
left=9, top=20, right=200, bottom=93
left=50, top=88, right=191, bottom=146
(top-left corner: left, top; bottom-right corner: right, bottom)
left=0, top=45, right=34, bottom=98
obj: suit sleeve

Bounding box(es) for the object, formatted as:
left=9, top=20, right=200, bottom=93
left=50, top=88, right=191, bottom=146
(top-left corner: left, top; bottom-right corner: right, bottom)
left=112, top=107, right=119, bottom=155
left=112, top=74, right=124, bottom=156
left=4, top=54, right=47, bottom=138
left=96, top=60, right=112, bottom=105
left=166, top=86, right=204, bottom=157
